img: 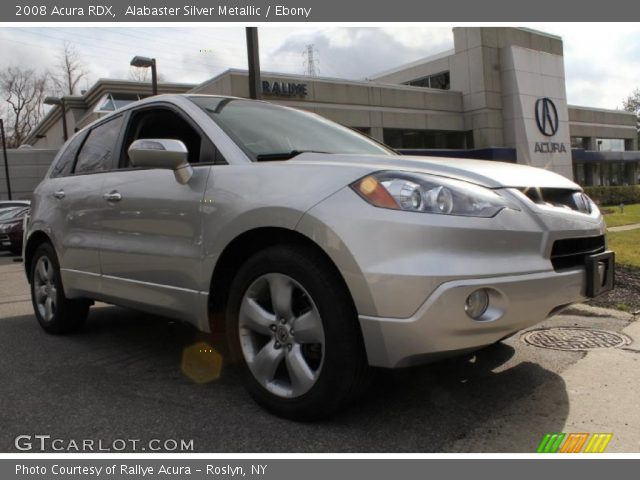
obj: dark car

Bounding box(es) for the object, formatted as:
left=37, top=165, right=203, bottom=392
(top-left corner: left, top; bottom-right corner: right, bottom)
left=0, top=200, right=30, bottom=209
left=0, top=206, right=30, bottom=255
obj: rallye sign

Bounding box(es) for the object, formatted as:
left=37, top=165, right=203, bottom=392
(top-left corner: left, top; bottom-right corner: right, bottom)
left=262, top=81, right=308, bottom=97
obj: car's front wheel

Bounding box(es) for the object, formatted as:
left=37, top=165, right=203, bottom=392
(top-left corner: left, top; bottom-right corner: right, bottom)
left=30, top=243, right=90, bottom=334
left=226, top=244, right=370, bottom=420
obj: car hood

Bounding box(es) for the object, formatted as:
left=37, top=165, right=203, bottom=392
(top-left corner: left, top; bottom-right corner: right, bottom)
left=292, top=153, right=581, bottom=190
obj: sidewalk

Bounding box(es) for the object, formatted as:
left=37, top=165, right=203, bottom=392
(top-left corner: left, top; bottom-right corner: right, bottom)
left=447, top=312, right=640, bottom=453
left=0, top=259, right=32, bottom=318
left=608, top=223, right=640, bottom=232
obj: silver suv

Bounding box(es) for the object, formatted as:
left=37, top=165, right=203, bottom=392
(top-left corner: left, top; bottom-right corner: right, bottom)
left=25, top=95, right=613, bottom=419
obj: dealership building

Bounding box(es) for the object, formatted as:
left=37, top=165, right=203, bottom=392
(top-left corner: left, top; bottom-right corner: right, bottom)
left=26, top=27, right=640, bottom=186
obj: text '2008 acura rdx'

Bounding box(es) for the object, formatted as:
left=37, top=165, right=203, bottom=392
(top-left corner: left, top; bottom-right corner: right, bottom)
left=25, top=94, right=614, bottom=419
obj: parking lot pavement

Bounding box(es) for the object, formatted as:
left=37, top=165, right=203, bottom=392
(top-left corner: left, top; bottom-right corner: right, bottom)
left=1, top=250, right=638, bottom=453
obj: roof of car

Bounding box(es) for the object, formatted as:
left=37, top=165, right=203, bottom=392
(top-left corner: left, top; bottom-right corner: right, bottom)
left=73, top=94, right=275, bottom=138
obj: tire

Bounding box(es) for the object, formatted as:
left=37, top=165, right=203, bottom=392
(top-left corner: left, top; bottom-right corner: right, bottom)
left=226, top=244, right=370, bottom=420
left=29, top=243, right=90, bottom=334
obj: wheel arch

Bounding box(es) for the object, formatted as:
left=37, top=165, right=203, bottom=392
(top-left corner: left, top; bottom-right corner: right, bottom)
left=208, top=227, right=358, bottom=334
left=24, top=230, right=54, bottom=282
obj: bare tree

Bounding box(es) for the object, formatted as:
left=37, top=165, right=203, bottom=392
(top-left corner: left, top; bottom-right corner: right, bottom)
left=128, top=65, right=164, bottom=84
left=0, top=67, right=49, bottom=147
left=128, top=65, right=150, bottom=83
left=51, top=41, right=88, bottom=96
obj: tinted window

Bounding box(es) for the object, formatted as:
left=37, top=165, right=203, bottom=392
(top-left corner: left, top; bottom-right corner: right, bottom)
left=50, top=132, right=86, bottom=178
left=404, top=71, right=450, bottom=90
left=75, top=115, right=124, bottom=174
left=189, top=96, right=393, bottom=161
left=122, top=108, right=224, bottom=167
left=0, top=206, right=29, bottom=221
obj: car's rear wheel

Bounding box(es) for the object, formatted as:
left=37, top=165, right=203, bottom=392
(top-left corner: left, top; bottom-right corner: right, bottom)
left=30, top=243, right=90, bottom=334
left=226, top=244, right=370, bottom=420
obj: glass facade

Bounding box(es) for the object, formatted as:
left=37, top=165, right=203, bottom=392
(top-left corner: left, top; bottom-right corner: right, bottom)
left=94, top=93, right=148, bottom=113
left=403, top=71, right=451, bottom=90
left=573, top=161, right=639, bottom=186
left=571, top=136, right=589, bottom=149
left=596, top=138, right=625, bottom=152
left=571, top=136, right=638, bottom=186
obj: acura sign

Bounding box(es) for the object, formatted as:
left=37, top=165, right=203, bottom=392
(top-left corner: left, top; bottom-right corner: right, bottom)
left=534, top=97, right=566, bottom=153
left=535, top=97, right=559, bottom=136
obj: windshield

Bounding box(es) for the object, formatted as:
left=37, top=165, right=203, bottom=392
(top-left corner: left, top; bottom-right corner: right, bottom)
left=189, top=96, right=395, bottom=161
left=0, top=207, right=28, bottom=221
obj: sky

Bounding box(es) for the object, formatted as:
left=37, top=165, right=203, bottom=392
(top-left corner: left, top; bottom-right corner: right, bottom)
left=0, top=24, right=638, bottom=110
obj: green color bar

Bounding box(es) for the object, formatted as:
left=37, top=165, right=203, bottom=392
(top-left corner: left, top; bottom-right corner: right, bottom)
left=537, top=434, right=552, bottom=453
left=544, top=434, right=558, bottom=453
left=548, top=433, right=566, bottom=453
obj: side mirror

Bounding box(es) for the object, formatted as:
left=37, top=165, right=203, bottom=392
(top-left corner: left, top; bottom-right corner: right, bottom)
left=128, top=138, right=194, bottom=184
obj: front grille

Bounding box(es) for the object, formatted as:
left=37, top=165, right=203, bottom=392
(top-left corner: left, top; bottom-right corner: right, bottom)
left=551, top=235, right=605, bottom=270
left=519, top=187, right=591, bottom=213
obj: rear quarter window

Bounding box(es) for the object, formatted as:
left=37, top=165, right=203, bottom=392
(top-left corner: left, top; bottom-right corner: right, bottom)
left=49, top=132, right=86, bottom=178
left=74, top=115, right=124, bottom=174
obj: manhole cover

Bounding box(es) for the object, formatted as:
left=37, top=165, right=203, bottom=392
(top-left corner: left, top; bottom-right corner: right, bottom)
left=522, top=327, right=632, bottom=351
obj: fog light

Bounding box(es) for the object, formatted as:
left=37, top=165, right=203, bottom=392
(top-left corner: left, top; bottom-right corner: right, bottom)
left=465, top=289, right=490, bottom=319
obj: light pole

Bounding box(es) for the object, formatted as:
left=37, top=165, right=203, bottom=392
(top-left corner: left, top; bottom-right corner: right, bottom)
left=245, top=27, right=262, bottom=100
left=44, top=96, right=68, bottom=142
left=130, top=56, right=158, bottom=96
left=0, top=118, right=12, bottom=200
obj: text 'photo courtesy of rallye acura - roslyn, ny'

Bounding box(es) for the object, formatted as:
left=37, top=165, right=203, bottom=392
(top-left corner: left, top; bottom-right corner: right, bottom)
left=23, top=94, right=614, bottom=420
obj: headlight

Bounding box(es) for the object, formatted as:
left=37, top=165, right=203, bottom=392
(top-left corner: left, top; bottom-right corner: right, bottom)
left=351, top=171, right=519, bottom=218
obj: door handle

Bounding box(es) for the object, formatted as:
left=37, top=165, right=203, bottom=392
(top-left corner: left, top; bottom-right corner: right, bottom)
left=53, top=190, right=65, bottom=200
left=103, top=191, right=122, bottom=202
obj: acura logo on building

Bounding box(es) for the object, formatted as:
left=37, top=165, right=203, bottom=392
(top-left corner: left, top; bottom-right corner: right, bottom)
left=535, top=97, right=559, bottom=136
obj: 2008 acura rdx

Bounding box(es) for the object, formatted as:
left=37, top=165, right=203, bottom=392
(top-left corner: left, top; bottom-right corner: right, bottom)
left=25, top=94, right=614, bottom=419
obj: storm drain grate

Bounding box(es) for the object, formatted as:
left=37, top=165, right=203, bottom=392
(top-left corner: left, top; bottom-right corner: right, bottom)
left=522, top=327, right=632, bottom=351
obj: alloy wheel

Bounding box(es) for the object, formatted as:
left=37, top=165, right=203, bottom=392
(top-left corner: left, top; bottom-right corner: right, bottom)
left=238, top=273, right=325, bottom=398
left=33, top=255, right=57, bottom=322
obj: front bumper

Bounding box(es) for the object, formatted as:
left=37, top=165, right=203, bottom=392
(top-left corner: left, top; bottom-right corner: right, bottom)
left=0, top=233, right=10, bottom=249
left=359, top=268, right=587, bottom=367
left=0, top=228, right=23, bottom=252
left=298, top=185, right=609, bottom=369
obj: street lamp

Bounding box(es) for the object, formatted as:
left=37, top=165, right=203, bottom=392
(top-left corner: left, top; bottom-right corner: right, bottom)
left=130, top=56, right=157, bottom=96
left=0, top=118, right=12, bottom=200
left=245, top=27, right=261, bottom=100
left=44, top=96, right=68, bottom=142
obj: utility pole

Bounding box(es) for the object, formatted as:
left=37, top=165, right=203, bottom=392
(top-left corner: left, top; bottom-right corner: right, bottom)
left=303, top=44, right=319, bottom=77
left=0, top=119, right=12, bottom=200
left=246, top=27, right=262, bottom=100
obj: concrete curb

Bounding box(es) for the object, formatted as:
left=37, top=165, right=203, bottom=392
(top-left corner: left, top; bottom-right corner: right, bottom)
left=562, top=303, right=635, bottom=321
left=608, top=223, right=640, bottom=232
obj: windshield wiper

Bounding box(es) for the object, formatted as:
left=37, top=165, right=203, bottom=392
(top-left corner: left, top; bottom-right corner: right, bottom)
left=255, top=150, right=331, bottom=161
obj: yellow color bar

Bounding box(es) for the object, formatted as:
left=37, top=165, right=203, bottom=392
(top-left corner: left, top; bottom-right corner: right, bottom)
left=584, top=433, right=613, bottom=453
left=597, top=434, right=613, bottom=453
